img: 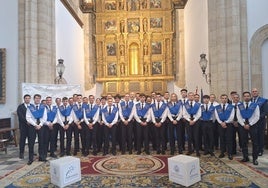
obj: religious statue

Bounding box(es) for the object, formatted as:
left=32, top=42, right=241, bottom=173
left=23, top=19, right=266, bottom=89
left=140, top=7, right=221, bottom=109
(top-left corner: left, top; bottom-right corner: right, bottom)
left=141, top=0, right=147, bottom=9
left=119, top=0, right=124, bottom=10
left=143, top=43, right=148, bottom=55
left=143, top=18, right=148, bottom=32
left=119, top=45, right=125, bottom=56
left=143, top=64, right=148, bottom=74
left=120, top=64, right=125, bottom=75
left=120, top=20, right=125, bottom=33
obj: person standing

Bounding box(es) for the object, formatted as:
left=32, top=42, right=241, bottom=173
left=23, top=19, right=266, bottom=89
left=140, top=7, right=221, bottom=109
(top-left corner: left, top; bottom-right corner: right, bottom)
left=102, top=98, right=119, bottom=156
left=183, top=92, right=202, bottom=157
left=119, top=93, right=134, bottom=154
left=150, top=93, right=168, bottom=154
left=84, top=95, right=100, bottom=156
left=237, top=91, right=260, bottom=165
left=215, top=94, right=235, bottom=160
left=26, top=94, right=47, bottom=165
left=251, top=88, right=268, bottom=156
left=210, top=94, right=220, bottom=151
left=167, top=93, right=183, bottom=155
left=17, top=94, right=31, bottom=159
left=200, top=95, right=215, bottom=156
left=133, top=94, right=151, bottom=155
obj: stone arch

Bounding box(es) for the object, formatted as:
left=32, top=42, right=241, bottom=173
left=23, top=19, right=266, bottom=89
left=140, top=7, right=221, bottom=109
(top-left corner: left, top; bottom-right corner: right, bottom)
left=250, top=24, right=268, bottom=90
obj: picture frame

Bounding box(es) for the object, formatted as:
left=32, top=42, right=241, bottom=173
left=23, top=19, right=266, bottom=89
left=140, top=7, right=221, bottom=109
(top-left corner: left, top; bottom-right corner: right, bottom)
left=151, top=42, right=162, bottom=54
left=0, top=48, right=6, bottom=104
left=150, top=0, right=161, bottom=9
left=105, top=0, right=117, bottom=10
left=152, top=61, right=162, bottom=75
left=150, top=18, right=163, bottom=28
left=127, top=18, right=140, bottom=33
left=104, top=20, right=117, bottom=31
left=107, top=62, right=117, bottom=76
left=106, top=43, right=116, bottom=56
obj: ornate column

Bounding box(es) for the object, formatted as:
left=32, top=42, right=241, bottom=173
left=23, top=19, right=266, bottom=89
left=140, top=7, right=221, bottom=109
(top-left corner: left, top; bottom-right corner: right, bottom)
left=19, top=0, right=56, bottom=85
left=208, top=0, right=249, bottom=96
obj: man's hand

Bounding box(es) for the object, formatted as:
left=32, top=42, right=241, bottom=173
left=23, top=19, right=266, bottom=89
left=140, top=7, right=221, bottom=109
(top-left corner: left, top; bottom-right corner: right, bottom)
left=221, top=122, right=227, bottom=128
left=244, top=124, right=250, bottom=130
left=173, top=120, right=177, bottom=125
left=189, top=120, right=195, bottom=126
left=233, top=121, right=238, bottom=127
left=124, top=120, right=128, bottom=125
left=35, top=125, right=41, bottom=130
left=64, top=124, right=69, bottom=130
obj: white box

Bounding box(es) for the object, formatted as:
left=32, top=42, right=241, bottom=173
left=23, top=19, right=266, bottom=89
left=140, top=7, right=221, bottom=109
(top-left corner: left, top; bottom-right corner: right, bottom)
left=50, top=156, right=81, bottom=188
left=168, top=155, right=201, bottom=187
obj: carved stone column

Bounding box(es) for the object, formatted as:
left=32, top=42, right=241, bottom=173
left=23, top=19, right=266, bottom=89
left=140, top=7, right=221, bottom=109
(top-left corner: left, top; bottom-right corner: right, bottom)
left=208, top=0, right=249, bottom=97
left=19, top=0, right=56, bottom=85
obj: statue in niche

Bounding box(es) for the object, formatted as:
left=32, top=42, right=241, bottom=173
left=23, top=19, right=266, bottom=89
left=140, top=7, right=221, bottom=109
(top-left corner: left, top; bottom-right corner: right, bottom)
left=119, top=0, right=124, bottom=10
left=119, top=45, right=125, bottom=56
left=141, top=0, right=147, bottom=9
left=166, top=39, right=170, bottom=56
left=143, top=42, right=148, bottom=55
left=120, top=64, right=125, bottom=75
left=143, top=18, right=148, bottom=32
left=128, top=0, right=139, bottom=11
left=143, top=64, right=148, bottom=74
left=120, top=20, right=125, bottom=33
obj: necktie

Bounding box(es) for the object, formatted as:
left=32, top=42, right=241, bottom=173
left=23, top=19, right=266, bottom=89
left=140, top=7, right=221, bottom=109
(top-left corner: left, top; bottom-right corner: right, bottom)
left=36, top=105, right=40, bottom=124
left=79, top=104, right=81, bottom=109
left=205, top=104, right=208, bottom=112
left=234, top=104, right=237, bottom=121
left=183, top=99, right=185, bottom=104
left=126, top=102, right=128, bottom=108
left=109, top=106, right=111, bottom=114
left=157, top=102, right=160, bottom=110
left=90, top=104, right=93, bottom=110
left=253, top=98, right=256, bottom=103
left=49, top=106, right=51, bottom=111
left=173, top=102, right=175, bottom=106
left=190, top=101, right=193, bottom=108
left=64, top=106, right=67, bottom=123
left=223, top=104, right=225, bottom=112
left=246, top=102, right=249, bottom=110
left=141, top=103, right=144, bottom=109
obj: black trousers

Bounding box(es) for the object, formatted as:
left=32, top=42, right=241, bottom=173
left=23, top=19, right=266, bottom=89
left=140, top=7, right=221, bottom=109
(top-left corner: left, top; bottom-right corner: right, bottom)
left=239, top=124, right=259, bottom=160
left=186, top=121, right=200, bottom=153
left=97, top=122, right=104, bottom=151
left=19, top=123, right=28, bottom=154
left=149, top=122, right=156, bottom=150
left=136, top=121, right=149, bottom=153
left=53, top=123, right=60, bottom=151
left=65, top=123, right=80, bottom=154
left=91, top=123, right=98, bottom=152
left=201, top=120, right=214, bottom=153
left=256, top=117, right=266, bottom=153
left=80, top=122, right=89, bottom=153
left=121, top=120, right=133, bottom=152
left=154, top=124, right=166, bottom=152
left=218, top=123, right=233, bottom=155
left=232, top=124, right=242, bottom=154
left=104, top=125, right=117, bottom=153
left=59, top=125, right=66, bottom=154
left=213, top=121, right=220, bottom=149
left=27, top=125, right=36, bottom=161
left=44, top=125, right=57, bottom=155
left=36, top=126, right=47, bottom=160
left=168, top=120, right=183, bottom=153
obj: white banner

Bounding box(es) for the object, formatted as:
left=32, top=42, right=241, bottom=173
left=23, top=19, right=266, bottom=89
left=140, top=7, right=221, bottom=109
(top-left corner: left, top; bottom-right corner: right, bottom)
left=21, top=83, right=81, bottom=103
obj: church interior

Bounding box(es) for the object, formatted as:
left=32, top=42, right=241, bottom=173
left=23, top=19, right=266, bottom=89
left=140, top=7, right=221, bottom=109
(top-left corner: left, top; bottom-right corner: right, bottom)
left=0, top=0, right=268, bottom=187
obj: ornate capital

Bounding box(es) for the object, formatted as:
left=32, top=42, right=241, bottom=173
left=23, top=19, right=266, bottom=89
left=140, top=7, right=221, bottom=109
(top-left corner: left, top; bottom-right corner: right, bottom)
left=173, top=0, right=188, bottom=9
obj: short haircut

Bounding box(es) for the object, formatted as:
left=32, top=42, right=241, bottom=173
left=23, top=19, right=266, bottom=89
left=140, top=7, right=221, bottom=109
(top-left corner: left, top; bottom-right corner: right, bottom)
left=23, top=94, right=31, bottom=99
left=140, top=93, right=146, bottom=97
left=230, top=91, right=237, bottom=95
left=34, top=94, right=41, bottom=99
left=180, top=89, right=188, bottom=92
left=243, top=91, right=251, bottom=96
left=55, top=97, right=61, bottom=102
left=46, top=96, right=52, bottom=99
left=195, top=94, right=200, bottom=97
left=220, top=94, right=228, bottom=98
left=77, top=94, right=82, bottom=97
left=203, top=95, right=210, bottom=99
left=156, top=92, right=162, bottom=96
left=62, top=97, right=68, bottom=101
left=114, top=94, right=121, bottom=99
left=88, top=95, right=94, bottom=98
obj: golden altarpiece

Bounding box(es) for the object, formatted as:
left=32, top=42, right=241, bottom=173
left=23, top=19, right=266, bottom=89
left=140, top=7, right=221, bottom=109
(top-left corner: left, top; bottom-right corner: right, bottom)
left=80, top=0, right=187, bottom=95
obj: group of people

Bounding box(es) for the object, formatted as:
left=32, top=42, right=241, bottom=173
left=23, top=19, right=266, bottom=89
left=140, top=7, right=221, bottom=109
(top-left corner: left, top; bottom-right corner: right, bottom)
left=17, top=88, right=268, bottom=166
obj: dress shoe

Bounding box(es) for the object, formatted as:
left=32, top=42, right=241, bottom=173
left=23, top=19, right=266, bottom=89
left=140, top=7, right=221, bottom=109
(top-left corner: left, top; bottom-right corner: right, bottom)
left=179, top=150, right=183, bottom=154
left=121, top=151, right=126, bottom=155
left=19, top=153, right=24, bottom=159
left=170, top=151, right=174, bottom=155
left=27, top=160, right=33, bottom=165
left=253, top=160, right=258, bottom=165
left=228, top=155, right=233, bottom=160
left=129, top=151, right=132, bottom=155
left=161, top=151, right=165, bottom=155
left=50, top=154, right=57, bottom=158
left=240, top=158, right=249, bottom=162
left=66, top=152, right=71, bottom=156
left=145, top=151, right=150, bottom=155
left=137, top=151, right=141, bottom=155
left=196, top=152, right=201, bottom=157
left=73, top=151, right=77, bottom=156
left=39, top=158, right=47, bottom=162
left=112, top=151, right=116, bottom=156
left=60, top=153, right=65, bottom=157
left=103, top=152, right=107, bottom=156
left=210, top=152, right=215, bottom=157
left=218, top=153, right=225, bottom=158
left=258, top=152, right=263, bottom=156
left=156, top=150, right=161, bottom=154
left=93, top=151, right=97, bottom=156
left=203, top=151, right=209, bottom=155
left=186, top=152, right=192, bottom=156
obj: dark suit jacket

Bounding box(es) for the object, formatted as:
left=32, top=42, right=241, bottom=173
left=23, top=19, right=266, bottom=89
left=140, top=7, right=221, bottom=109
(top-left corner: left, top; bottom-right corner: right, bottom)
left=17, top=103, right=28, bottom=126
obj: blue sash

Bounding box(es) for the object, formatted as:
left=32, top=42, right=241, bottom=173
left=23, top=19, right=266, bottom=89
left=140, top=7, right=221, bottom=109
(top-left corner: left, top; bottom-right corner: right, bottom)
left=72, top=104, right=83, bottom=120
left=28, top=104, right=45, bottom=119
left=59, top=105, right=72, bottom=117
left=201, top=105, right=215, bottom=121
left=84, top=104, right=99, bottom=119
left=152, top=102, right=167, bottom=118
left=167, top=101, right=182, bottom=115
left=238, top=103, right=257, bottom=120
left=184, top=101, right=200, bottom=116
left=46, top=106, right=57, bottom=122
left=120, top=101, right=134, bottom=118
left=254, top=97, right=267, bottom=107
left=215, top=104, right=233, bottom=121
left=102, top=106, right=118, bottom=124
left=136, top=103, right=151, bottom=117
